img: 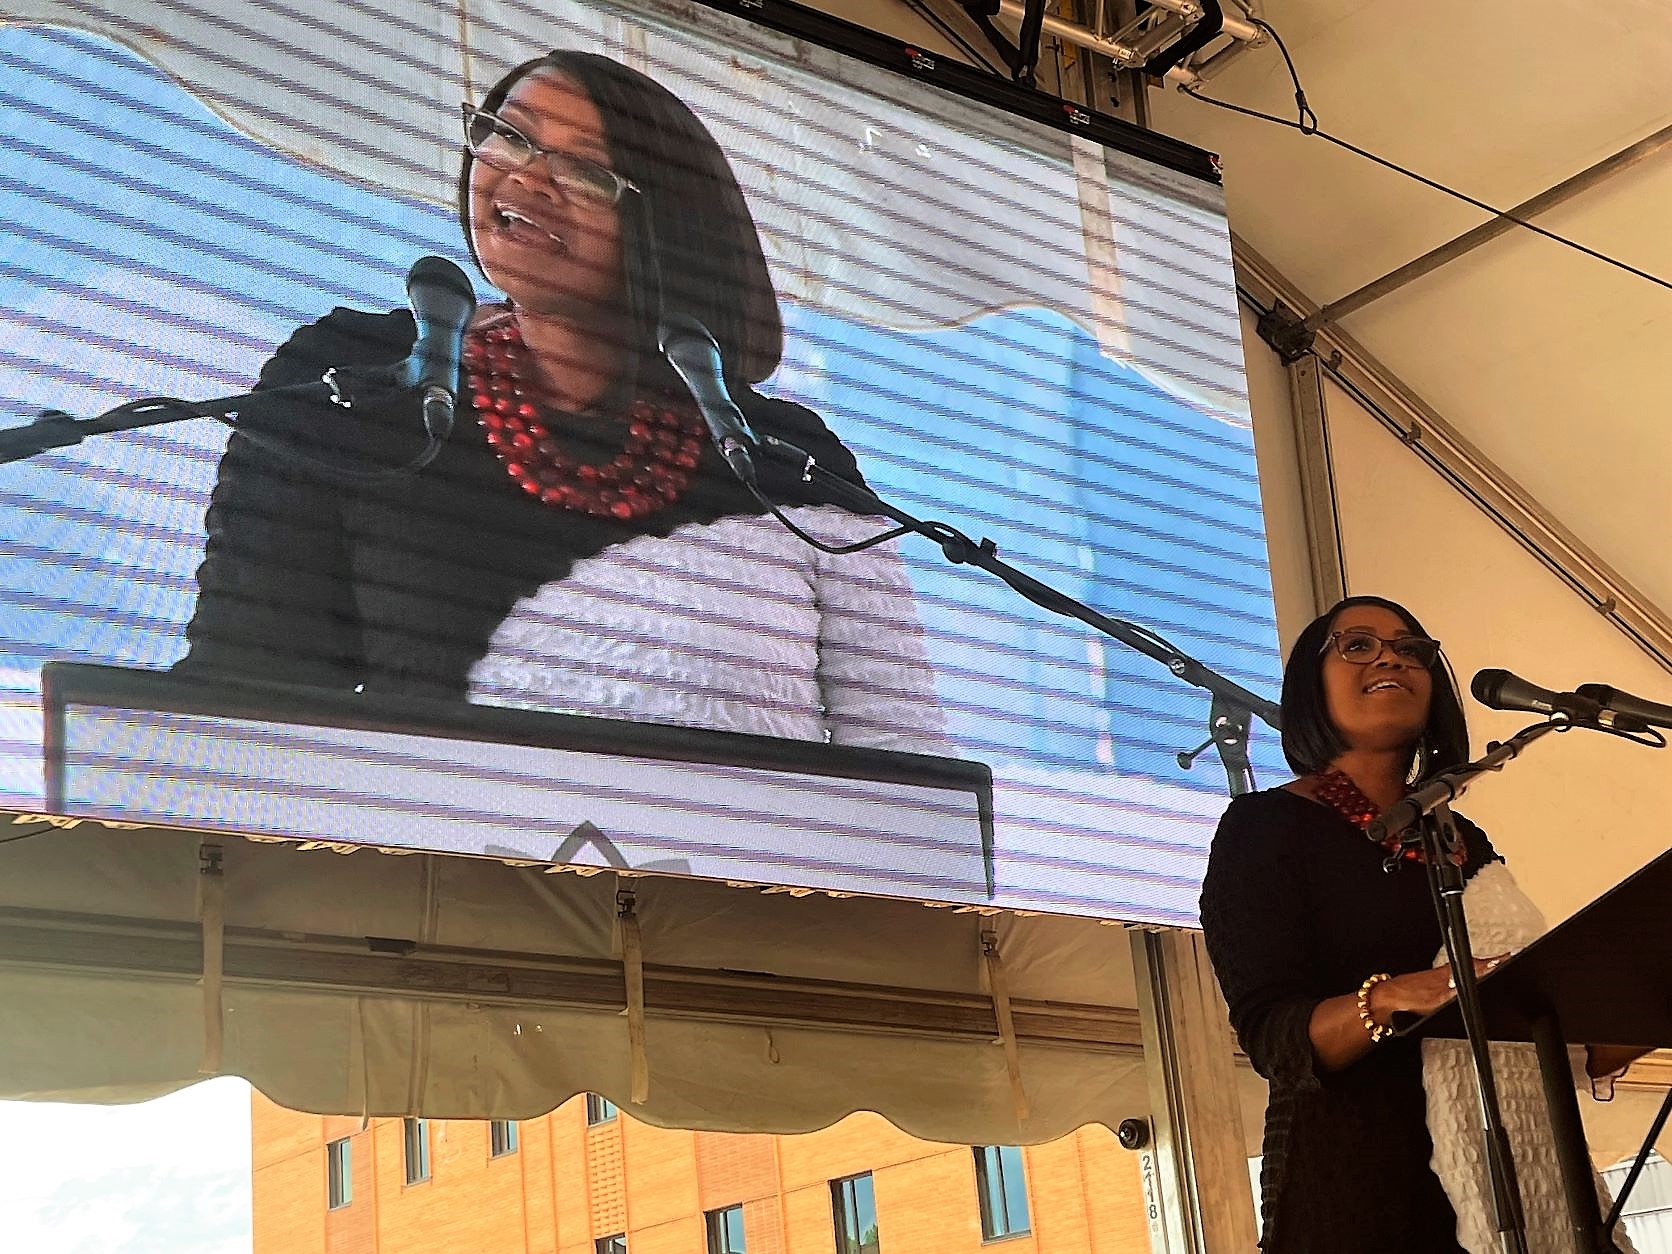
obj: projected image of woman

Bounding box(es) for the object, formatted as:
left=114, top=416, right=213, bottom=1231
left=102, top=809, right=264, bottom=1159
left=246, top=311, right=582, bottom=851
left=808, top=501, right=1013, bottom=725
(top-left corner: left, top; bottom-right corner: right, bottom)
left=181, top=51, right=944, bottom=753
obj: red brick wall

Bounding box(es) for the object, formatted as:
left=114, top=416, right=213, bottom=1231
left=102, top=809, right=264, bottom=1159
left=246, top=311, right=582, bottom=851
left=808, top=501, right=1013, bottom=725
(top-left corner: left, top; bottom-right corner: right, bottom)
left=252, top=1094, right=1150, bottom=1254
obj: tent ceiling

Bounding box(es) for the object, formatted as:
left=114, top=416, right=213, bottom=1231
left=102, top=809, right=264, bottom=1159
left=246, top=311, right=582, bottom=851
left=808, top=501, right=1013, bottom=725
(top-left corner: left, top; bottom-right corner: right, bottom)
left=1141, top=0, right=1672, bottom=634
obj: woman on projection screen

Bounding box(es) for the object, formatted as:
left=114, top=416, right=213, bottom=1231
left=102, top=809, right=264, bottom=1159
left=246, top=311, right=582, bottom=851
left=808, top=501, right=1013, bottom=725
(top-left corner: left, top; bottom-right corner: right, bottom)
left=180, top=50, right=945, bottom=756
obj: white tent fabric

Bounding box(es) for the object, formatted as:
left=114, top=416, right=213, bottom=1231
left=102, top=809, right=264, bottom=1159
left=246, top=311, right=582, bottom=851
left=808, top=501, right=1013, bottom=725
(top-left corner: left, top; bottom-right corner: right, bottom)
left=0, top=816, right=1149, bottom=1143
left=1146, top=1, right=1672, bottom=643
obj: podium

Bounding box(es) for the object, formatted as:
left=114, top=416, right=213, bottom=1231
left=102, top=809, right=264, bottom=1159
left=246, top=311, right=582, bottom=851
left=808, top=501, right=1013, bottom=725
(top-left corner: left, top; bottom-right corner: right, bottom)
left=40, top=662, right=996, bottom=904
left=1411, top=847, right=1672, bottom=1252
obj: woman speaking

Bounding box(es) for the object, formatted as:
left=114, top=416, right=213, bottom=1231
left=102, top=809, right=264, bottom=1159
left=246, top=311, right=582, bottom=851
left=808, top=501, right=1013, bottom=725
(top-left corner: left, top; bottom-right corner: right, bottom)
left=180, top=51, right=944, bottom=754
left=1200, top=596, right=1641, bottom=1253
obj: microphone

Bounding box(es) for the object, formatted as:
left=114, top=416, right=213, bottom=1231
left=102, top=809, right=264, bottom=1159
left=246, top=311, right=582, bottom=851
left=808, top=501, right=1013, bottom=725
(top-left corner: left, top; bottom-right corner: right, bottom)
left=658, top=313, right=757, bottom=484
left=1470, top=668, right=1604, bottom=723
left=397, top=256, right=476, bottom=442
left=1366, top=774, right=1462, bottom=846
left=1573, top=683, right=1672, bottom=730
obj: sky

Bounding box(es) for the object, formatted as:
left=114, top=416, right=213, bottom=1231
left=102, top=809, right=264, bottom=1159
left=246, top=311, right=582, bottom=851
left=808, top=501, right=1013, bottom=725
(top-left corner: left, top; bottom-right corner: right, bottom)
left=0, top=1078, right=252, bottom=1254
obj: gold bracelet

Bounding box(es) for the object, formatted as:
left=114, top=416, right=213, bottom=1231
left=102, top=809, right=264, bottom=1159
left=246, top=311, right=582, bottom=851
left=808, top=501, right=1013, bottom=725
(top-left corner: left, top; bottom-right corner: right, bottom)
left=1357, top=972, right=1393, bottom=1043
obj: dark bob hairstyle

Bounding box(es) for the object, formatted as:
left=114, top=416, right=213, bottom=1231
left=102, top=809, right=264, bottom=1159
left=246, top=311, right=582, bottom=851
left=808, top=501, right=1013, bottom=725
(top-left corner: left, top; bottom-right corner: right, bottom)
left=457, top=50, right=784, bottom=385
left=1279, top=595, right=1470, bottom=778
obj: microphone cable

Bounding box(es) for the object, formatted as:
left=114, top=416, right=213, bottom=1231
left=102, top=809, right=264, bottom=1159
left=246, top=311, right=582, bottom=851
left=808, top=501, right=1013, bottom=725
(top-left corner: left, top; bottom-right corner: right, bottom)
left=103, top=388, right=447, bottom=487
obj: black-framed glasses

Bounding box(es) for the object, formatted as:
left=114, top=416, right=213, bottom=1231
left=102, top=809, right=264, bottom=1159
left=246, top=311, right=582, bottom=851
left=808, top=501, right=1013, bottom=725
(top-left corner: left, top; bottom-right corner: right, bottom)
left=461, top=104, right=640, bottom=207
left=1321, top=630, right=1442, bottom=668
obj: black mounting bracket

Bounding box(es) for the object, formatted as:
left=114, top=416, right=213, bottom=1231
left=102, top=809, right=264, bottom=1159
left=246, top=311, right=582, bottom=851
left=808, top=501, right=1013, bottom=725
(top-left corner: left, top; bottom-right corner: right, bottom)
left=1256, top=302, right=1317, bottom=364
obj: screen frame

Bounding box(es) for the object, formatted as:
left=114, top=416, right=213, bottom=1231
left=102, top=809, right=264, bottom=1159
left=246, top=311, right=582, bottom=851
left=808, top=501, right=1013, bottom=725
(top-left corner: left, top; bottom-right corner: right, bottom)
left=686, top=0, right=1222, bottom=184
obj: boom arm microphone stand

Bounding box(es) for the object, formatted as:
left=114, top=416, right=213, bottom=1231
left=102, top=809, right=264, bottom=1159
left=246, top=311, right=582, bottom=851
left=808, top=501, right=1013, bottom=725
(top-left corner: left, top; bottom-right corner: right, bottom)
left=1368, top=715, right=1663, bottom=1254
left=655, top=268, right=1277, bottom=794
left=743, top=429, right=1281, bottom=797
left=0, top=364, right=446, bottom=484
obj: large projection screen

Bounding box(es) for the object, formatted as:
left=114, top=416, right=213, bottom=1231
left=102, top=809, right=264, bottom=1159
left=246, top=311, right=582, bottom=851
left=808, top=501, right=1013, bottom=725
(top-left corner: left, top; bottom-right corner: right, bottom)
left=0, top=0, right=1284, bottom=926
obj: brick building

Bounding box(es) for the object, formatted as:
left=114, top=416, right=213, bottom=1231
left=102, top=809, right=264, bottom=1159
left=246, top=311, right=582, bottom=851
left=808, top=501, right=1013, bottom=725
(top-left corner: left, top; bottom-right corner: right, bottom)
left=252, top=1090, right=1152, bottom=1252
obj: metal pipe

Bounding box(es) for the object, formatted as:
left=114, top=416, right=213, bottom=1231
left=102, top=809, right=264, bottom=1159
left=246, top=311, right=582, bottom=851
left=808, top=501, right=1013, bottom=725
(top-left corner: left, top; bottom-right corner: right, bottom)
left=1305, top=118, right=1672, bottom=331
left=1235, top=234, right=1672, bottom=676
left=996, top=0, right=1260, bottom=66
left=1139, top=0, right=1261, bottom=41
left=1128, top=13, right=1191, bottom=62
left=997, top=0, right=1140, bottom=63
left=1185, top=33, right=1255, bottom=82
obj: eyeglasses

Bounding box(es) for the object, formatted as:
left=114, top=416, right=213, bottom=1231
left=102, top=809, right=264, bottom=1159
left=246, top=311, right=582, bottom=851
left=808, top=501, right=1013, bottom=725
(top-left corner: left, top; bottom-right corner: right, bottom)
left=461, top=104, right=640, bottom=207
left=1321, top=630, right=1442, bottom=668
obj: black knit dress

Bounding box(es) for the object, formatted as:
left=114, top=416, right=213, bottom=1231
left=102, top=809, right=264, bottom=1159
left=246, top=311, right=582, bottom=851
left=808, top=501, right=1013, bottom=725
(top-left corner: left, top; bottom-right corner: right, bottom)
left=177, top=307, right=869, bottom=694
left=1199, top=788, right=1500, bottom=1253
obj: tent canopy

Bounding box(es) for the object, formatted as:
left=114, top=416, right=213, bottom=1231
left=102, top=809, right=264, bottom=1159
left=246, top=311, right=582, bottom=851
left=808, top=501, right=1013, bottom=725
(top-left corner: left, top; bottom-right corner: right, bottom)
left=2, top=0, right=1669, bottom=1160
left=0, top=818, right=1154, bottom=1144
left=1147, top=0, right=1672, bottom=626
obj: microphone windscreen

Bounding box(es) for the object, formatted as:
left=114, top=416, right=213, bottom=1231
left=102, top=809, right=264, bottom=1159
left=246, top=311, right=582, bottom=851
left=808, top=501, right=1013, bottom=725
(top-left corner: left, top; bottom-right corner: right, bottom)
left=408, top=255, right=475, bottom=304
left=1471, top=668, right=1511, bottom=706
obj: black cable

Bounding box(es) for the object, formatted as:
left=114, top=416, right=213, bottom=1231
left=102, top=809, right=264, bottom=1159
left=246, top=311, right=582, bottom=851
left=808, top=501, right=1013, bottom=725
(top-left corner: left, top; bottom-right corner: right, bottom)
left=1597, top=722, right=1667, bottom=750
left=742, top=476, right=916, bottom=555
left=1249, top=17, right=1315, bottom=133
left=0, top=822, right=55, bottom=847
left=1181, top=24, right=1672, bottom=296
left=106, top=393, right=445, bottom=485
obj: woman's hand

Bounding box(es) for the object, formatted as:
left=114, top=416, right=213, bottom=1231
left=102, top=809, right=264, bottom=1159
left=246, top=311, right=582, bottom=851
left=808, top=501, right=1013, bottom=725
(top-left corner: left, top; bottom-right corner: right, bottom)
left=1310, top=954, right=1507, bottom=1072
left=1369, top=954, right=1507, bottom=1022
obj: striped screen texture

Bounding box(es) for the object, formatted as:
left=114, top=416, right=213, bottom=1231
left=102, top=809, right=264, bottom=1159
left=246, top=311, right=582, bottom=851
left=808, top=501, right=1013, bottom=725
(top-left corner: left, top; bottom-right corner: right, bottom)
left=0, top=0, right=1283, bottom=925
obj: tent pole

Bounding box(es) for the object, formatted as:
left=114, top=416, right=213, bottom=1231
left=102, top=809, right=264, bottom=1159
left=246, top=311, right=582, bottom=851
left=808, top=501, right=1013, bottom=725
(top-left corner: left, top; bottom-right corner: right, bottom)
left=1305, top=120, right=1672, bottom=332
left=1130, top=928, right=1259, bottom=1252
left=1285, top=351, right=1348, bottom=613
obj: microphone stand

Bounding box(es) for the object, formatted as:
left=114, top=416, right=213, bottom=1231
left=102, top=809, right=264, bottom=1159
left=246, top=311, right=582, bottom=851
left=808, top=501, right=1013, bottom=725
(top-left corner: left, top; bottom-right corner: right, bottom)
left=1370, top=718, right=1573, bottom=1254
left=0, top=365, right=443, bottom=481
left=754, top=432, right=1281, bottom=797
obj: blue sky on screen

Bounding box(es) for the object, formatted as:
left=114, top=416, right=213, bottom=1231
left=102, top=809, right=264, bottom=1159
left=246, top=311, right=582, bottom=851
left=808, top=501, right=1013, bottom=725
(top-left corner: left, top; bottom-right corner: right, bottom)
left=0, top=24, right=1284, bottom=833
left=781, top=301, right=1281, bottom=782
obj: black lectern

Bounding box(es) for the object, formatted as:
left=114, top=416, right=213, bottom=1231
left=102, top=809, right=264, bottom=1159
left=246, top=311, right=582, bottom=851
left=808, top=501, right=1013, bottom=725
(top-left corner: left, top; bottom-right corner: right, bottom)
left=40, top=662, right=996, bottom=902
left=1412, top=847, right=1672, bottom=1253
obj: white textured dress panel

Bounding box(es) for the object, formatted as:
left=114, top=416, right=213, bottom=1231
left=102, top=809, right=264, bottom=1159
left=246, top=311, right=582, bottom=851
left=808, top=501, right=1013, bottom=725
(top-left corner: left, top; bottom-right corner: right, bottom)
left=1424, top=861, right=1636, bottom=1254
left=466, top=507, right=947, bottom=753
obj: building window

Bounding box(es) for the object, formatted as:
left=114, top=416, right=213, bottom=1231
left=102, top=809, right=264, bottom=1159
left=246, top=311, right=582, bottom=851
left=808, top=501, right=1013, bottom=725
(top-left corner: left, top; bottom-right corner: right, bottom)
left=706, top=1204, right=746, bottom=1253
left=586, top=1093, right=618, bottom=1125
left=831, top=1173, right=880, bottom=1254
left=973, top=1146, right=1031, bottom=1240
left=403, top=1117, right=430, bottom=1185
left=490, top=1119, right=519, bottom=1157
left=326, top=1137, right=352, bottom=1209
left=594, top=1236, right=627, bottom=1254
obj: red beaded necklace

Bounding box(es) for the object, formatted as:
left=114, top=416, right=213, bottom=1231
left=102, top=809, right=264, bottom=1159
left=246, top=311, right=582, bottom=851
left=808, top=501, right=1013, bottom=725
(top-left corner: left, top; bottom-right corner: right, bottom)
left=1305, top=768, right=1463, bottom=867
left=462, top=310, right=707, bottom=521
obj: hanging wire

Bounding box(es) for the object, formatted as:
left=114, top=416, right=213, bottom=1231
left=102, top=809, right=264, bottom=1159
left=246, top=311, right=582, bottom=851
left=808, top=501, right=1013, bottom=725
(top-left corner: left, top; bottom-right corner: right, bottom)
left=742, top=475, right=915, bottom=555
left=1182, top=17, right=1672, bottom=295
left=0, top=821, right=56, bottom=848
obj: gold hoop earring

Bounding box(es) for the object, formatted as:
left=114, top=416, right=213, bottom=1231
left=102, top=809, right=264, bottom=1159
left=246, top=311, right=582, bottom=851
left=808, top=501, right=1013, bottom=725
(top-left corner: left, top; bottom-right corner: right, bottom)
left=1405, top=745, right=1426, bottom=787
